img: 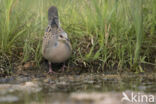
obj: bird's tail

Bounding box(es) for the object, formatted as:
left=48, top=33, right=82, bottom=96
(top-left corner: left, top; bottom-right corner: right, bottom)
left=48, top=6, right=59, bottom=28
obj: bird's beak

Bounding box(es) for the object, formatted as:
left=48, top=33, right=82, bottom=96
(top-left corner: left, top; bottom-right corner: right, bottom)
left=59, top=38, right=69, bottom=43
left=66, top=38, right=70, bottom=41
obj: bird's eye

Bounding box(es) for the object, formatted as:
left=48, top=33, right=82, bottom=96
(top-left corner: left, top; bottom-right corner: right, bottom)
left=60, top=35, right=63, bottom=38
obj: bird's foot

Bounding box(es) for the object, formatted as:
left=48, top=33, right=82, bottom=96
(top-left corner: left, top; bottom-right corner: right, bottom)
left=61, top=64, right=66, bottom=72
left=48, top=62, right=57, bottom=74
left=48, top=69, right=57, bottom=74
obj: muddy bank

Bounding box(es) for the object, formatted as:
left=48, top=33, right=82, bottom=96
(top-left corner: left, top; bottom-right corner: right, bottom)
left=0, top=69, right=156, bottom=104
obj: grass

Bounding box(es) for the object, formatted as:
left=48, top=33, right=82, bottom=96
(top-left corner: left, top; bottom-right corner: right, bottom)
left=0, top=0, right=155, bottom=74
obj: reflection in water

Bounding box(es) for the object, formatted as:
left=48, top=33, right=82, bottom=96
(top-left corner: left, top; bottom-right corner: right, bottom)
left=0, top=72, right=156, bottom=104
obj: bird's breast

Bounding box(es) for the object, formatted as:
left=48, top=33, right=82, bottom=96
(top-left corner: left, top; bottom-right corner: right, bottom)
left=45, top=41, right=72, bottom=63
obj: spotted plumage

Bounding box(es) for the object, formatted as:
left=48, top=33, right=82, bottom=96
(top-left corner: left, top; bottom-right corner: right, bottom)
left=42, top=6, right=72, bottom=74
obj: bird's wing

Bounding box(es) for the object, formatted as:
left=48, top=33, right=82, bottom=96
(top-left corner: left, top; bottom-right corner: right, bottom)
left=42, top=26, right=57, bottom=54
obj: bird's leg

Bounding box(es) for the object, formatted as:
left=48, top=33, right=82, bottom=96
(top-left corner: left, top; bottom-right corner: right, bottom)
left=61, top=63, right=66, bottom=72
left=48, top=62, right=56, bottom=74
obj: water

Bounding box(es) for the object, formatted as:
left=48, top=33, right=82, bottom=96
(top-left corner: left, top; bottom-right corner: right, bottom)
left=0, top=70, right=156, bottom=104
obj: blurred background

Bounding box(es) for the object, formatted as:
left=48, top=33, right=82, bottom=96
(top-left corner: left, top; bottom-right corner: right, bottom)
left=0, top=0, right=156, bottom=104
left=0, top=0, right=155, bottom=73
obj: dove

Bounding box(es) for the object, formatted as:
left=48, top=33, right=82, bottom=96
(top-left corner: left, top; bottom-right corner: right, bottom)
left=42, top=6, right=72, bottom=73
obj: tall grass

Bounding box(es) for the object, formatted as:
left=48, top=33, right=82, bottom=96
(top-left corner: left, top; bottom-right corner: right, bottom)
left=132, top=0, right=143, bottom=71
left=0, top=0, right=155, bottom=72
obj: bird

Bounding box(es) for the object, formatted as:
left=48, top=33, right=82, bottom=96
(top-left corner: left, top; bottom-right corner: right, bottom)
left=42, top=6, right=72, bottom=74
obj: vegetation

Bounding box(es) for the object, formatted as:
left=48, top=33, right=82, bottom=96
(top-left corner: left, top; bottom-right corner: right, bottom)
left=0, top=0, right=155, bottom=74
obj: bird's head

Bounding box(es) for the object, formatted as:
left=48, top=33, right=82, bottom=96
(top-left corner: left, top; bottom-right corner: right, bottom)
left=57, top=32, right=69, bottom=42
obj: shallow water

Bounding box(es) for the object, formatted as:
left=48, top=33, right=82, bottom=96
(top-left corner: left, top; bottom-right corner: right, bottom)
left=0, top=70, right=156, bottom=104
